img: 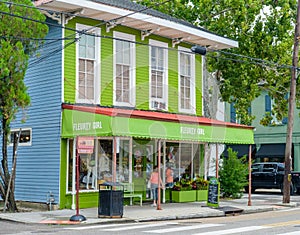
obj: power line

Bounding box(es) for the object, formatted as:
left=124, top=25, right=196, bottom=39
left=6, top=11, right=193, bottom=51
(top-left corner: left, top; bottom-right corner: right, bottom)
left=211, top=49, right=296, bottom=70
left=0, top=0, right=173, bottom=67
left=0, top=1, right=298, bottom=71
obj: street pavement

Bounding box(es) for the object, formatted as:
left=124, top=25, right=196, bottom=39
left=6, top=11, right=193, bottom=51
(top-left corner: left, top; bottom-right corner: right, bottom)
left=0, top=192, right=298, bottom=225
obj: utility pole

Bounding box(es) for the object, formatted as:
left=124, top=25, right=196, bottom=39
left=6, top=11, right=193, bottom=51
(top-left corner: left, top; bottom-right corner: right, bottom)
left=283, top=0, right=300, bottom=203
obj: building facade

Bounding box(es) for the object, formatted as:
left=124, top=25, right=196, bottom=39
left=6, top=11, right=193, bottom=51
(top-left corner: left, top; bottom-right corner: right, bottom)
left=5, top=0, right=254, bottom=209
left=225, top=90, right=300, bottom=171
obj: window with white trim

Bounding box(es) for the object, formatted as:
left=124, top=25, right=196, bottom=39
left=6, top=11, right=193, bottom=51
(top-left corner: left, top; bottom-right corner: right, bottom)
left=265, top=95, right=287, bottom=125
left=9, top=128, right=32, bottom=146
left=150, top=40, right=168, bottom=110
left=76, top=24, right=100, bottom=104
left=179, top=47, right=195, bottom=114
left=114, top=32, right=135, bottom=106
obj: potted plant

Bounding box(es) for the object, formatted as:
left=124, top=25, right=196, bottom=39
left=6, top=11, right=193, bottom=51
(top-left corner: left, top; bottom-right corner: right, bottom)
left=172, top=178, right=196, bottom=202
left=192, top=176, right=209, bottom=201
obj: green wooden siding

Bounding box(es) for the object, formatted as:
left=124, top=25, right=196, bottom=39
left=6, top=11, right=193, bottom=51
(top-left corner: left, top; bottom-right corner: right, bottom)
left=101, top=36, right=113, bottom=106
left=136, top=43, right=149, bottom=109
left=168, top=48, right=179, bottom=113
left=64, top=19, right=76, bottom=103
left=63, top=17, right=203, bottom=113
left=195, top=55, right=203, bottom=116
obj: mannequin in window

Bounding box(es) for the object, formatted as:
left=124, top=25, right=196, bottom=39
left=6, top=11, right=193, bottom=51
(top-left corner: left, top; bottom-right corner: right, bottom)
left=168, top=146, right=175, bottom=163
left=86, top=154, right=96, bottom=189
left=98, top=152, right=110, bottom=179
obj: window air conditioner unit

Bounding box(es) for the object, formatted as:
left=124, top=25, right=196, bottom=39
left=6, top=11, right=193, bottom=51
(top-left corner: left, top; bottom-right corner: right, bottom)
left=152, top=101, right=166, bottom=110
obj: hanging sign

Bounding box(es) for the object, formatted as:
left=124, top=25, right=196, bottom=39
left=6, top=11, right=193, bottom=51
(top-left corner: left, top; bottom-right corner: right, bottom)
left=77, top=137, right=94, bottom=154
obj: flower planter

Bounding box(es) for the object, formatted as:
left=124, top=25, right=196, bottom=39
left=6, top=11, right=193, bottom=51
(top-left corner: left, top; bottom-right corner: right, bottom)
left=196, top=189, right=208, bottom=201
left=172, top=190, right=196, bottom=202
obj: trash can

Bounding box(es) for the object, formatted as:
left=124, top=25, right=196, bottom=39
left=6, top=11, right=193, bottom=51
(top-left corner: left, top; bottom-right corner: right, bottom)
left=98, top=182, right=124, bottom=218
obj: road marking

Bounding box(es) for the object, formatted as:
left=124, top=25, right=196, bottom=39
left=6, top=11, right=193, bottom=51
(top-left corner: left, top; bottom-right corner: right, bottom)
left=277, top=232, right=300, bottom=235
left=145, top=224, right=223, bottom=233
left=264, top=220, right=300, bottom=227
left=193, top=226, right=266, bottom=235
left=103, top=222, right=177, bottom=231
left=65, top=222, right=139, bottom=230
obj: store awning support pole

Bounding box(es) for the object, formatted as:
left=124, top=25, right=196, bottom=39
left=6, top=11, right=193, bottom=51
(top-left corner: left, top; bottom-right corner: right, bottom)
left=248, top=145, right=252, bottom=206
left=157, top=139, right=162, bottom=210
left=69, top=137, right=86, bottom=222
left=216, top=144, right=219, bottom=178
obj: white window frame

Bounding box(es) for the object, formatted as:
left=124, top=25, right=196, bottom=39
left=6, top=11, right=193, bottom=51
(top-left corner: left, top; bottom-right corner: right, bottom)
left=149, top=40, right=168, bottom=111
left=9, top=128, right=32, bottom=146
left=75, top=23, right=101, bottom=104
left=113, top=31, right=136, bottom=107
left=178, top=47, right=196, bottom=114
left=271, top=98, right=282, bottom=125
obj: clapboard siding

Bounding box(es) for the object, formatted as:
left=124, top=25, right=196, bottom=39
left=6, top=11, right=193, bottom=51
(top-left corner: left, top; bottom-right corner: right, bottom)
left=9, top=19, right=62, bottom=203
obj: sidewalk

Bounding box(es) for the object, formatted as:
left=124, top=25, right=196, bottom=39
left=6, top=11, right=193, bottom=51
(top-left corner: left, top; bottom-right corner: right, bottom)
left=0, top=195, right=298, bottom=225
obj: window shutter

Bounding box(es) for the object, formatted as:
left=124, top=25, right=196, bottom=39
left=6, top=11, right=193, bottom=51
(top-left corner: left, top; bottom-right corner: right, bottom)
left=282, top=93, right=289, bottom=124
left=265, top=95, right=271, bottom=112
left=230, top=103, right=236, bottom=123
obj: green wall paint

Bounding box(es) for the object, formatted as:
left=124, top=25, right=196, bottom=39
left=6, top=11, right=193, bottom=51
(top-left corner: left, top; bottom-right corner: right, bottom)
left=195, top=55, right=203, bottom=116
left=136, top=43, right=150, bottom=109
left=63, top=18, right=203, bottom=113
left=64, top=20, right=76, bottom=103
left=101, top=36, right=113, bottom=106
left=168, top=49, right=179, bottom=113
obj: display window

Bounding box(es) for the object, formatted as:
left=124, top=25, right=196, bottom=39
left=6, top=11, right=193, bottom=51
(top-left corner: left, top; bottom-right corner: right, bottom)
left=165, top=142, right=202, bottom=183
left=67, top=138, right=203, bottom=193
left=116, top=138, right=131, bottom=182
left=68, top=137, right=133, bottom=192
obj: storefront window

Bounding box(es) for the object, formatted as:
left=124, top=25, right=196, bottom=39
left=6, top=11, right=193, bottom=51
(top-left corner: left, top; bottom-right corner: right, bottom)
left=132, top=139, right=155, bottom=179
left=117, top=139, right=130, bottom=182
left=67, top=139, right=74, bottom=192
left=179, top=143, right=192, bottom=179
left=192, top=143, right=201, bottom=177
left=78, top=138, right=97, bottom=190
left=67, top=138, right=203, bottom=194
left=98, top=139, right=113, bottom=184
left=165, top=143, right=179, bottom=181
left=165, top=142, right=202, bottom=182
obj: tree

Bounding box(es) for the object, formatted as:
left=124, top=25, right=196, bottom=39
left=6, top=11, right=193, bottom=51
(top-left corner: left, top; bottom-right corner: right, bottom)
left=136, top=0, right=298, bottom=125
left=0, top=0, right=48, bottom=212
left=219, top=148, right=248, bottom=198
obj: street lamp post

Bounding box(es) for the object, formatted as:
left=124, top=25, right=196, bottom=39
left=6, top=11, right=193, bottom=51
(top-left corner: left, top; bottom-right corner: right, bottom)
left=283, top=0, right=300, bottom=204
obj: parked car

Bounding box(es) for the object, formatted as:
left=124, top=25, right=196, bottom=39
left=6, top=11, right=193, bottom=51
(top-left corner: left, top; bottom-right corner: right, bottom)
left=245, top=162, right=300, bottom=195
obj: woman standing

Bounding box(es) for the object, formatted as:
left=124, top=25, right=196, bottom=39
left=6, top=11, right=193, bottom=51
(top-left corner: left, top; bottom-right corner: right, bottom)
left=149, top=166, right=164, bottom=207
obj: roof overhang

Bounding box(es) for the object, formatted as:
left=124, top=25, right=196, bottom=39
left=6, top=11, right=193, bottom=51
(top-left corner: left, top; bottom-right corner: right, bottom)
left=34, top=0, right=238, bottom=50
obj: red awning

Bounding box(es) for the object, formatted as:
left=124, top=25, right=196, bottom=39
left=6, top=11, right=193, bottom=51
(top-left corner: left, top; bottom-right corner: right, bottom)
left=62, top=104, right=253, bottom=130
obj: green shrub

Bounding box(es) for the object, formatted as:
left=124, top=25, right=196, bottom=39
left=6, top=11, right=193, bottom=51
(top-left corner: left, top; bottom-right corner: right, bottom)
left=219, top=148, right=248, bottom=198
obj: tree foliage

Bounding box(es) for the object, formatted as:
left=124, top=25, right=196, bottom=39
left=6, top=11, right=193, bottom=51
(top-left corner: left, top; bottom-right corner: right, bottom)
left=0, top=0, right=48, bottom=212
left=219, top=148, right=248, bottom=198
left=136, top=0, right=298, bottom=125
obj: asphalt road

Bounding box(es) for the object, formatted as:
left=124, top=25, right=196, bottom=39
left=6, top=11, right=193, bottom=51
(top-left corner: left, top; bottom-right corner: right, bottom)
left=3, top=190, right=300, bottom=235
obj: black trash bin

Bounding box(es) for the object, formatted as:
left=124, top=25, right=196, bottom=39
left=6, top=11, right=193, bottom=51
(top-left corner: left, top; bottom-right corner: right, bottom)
left=98, top=182, right=124, bottom=218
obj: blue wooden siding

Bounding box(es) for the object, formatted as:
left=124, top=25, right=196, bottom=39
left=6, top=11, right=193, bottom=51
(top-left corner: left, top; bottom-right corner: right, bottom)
left=8, top=19, right=62, bottom=204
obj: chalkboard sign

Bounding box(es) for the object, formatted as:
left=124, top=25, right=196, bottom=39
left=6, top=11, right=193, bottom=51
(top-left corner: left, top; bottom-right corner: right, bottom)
left=207, top=177, right=220, bottom=208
